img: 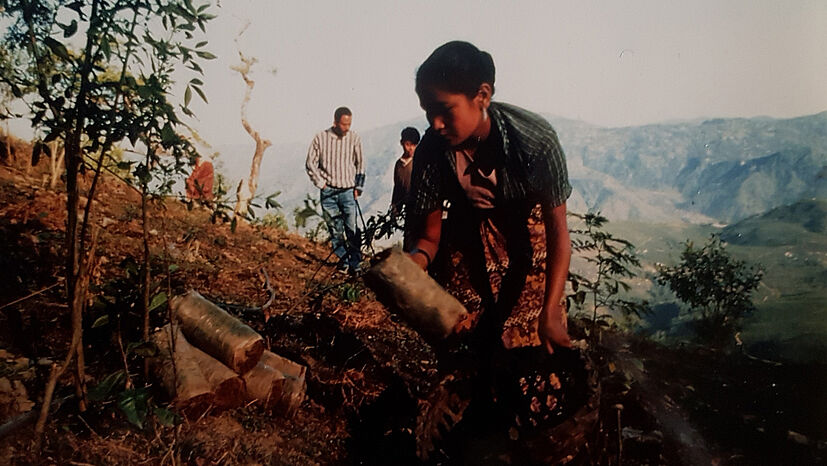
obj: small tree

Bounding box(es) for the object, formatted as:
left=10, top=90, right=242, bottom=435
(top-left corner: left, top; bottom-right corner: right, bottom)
left=568, top=212, right=648, bottom=333
left=0, top=0, right=215, bottom=441
left=656, top=235, right=763, bottom=345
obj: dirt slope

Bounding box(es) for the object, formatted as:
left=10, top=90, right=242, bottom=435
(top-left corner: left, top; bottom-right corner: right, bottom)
left=1, top=153, right=824, bottom=465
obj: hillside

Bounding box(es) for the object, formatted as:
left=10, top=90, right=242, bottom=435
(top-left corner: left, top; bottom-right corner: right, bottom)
left=597, top=199, right=827, bottom=363
left=1, top=153, right=825, bottom=464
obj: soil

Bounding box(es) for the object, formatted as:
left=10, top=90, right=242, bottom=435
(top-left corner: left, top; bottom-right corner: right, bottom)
left=0, top=145, right=825, bottom=465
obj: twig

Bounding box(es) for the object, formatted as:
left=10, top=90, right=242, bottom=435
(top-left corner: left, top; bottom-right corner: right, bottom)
left=76, top=414, right=101, bottom=440
left=0, top=280, right=62, bottom=310
left=258, top=267, right=275, bottom=310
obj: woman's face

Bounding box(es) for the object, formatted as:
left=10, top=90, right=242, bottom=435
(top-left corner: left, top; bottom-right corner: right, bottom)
left=419, top=85, right=490, bottom=147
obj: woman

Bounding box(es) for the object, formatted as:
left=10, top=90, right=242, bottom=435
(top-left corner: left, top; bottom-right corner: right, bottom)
left=405, top=41, right=573, bottom=355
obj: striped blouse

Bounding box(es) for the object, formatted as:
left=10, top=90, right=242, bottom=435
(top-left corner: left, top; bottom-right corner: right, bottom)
left=305, top=127, right=365, bottom=190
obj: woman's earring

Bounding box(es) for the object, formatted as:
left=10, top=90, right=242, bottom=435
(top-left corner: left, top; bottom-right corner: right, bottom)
left=482, top=108, right=488, bottom=121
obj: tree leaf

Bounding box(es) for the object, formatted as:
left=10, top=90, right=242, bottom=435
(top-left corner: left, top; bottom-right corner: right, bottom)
left=91, top=314, right=110, bottom=328
left=191, top=85, right=207, bottom=104
left=62, top=19, right=78, bottom=38
left=43, top=37, right=71, bottom=61
left=88, top=370, right=126, bottom=402
left=31, top=142, right=43, bottom=166
left=65, top=1, right=85, bottom=18
left=195, top=50, right=216, bottom=60
left=184, top=85, right=192, bottom=107
left=148, top=292, right=168, bottom=312
left=128, top=341, right=158, bottom=357
left=154, top=406, right=178, bottom=426
left=100, top=36, right=111, bottom=60
left=117, top=388, right=149, bottom=429
left=161, top=123, right=177, bottom=145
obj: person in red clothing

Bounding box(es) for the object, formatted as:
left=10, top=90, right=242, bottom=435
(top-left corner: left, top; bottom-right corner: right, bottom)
left=186, top=156, right=214, bottom=201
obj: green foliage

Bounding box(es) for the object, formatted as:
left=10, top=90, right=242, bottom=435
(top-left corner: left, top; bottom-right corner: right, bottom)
left=254, top=211, right=289, bottom=230
left=336, top=281, right=363, bottom=303
left=362, top=205, right=404, bottom=251
left=294, top=194, right=328, bottom=242
left=87, top=370, right=127, bottom=402
left=88, top=368, right=172, bottom=429
left=117, top=387, right=150, bottom=428
left=0, top=0, right=216, bottom=181
left=657, top=234, right=763, bottom=345
left=567, top=212, right=649, bottom=329
left=90, top=257, right=166, bottom=334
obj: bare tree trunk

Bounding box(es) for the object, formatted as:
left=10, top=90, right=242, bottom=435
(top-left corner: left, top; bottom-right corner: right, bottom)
left=34, top=227, right=98, bottom=441
left=232, top=23, right=272, bottom=219
left=141, top=147, right=152, bottom=379
left=49, top=141, right=64, bottom=190
left=4, top=122, right=12, bottom=164
left=74, top=335, right=87, bottom=412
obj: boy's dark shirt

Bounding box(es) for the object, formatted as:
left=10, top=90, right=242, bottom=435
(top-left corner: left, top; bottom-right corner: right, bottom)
left=391, top=156, right=414, bottom=212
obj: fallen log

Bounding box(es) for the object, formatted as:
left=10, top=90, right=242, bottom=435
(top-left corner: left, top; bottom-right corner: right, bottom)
left=150, top=326, right=214, bottom=413
left=365, top=248, right=469, bottom=340
left=151, top=325, right=246, bottom=411
left=171, top=326, right=246, bottom=408
left=243, top=350, right=307, bottom=416
left=171, top=290, right=265, bottom=374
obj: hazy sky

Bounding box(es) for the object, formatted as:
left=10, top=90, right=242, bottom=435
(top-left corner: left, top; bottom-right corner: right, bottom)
left=10, top=1, right=827, bottom=148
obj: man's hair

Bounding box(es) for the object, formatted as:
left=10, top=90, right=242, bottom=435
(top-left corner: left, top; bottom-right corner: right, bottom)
left=334, top=106, right=352, bottom=122
left=400, top=127, right=421, bottom=144
left=415, top=41, right=496, bottom=99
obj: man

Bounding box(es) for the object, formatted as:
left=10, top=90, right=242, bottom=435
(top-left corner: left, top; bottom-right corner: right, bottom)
left=390, top=126, right=420, bottom=218
left=305, top=106, right=365, bottom=274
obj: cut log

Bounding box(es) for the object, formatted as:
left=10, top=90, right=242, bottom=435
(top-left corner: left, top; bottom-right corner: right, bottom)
left=171, top=290, right=265, bottom=374
left=169, top=326, right=246, bottom=408
left=150, top=326, right=214, bottom=413
left=365, top=248, right=469, bottom=340
left=243, top=350, right=307, bottom=416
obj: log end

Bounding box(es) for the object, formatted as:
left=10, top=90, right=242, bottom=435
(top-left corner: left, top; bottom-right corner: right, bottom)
left=213, top=376, right=247, bottom=408
left=235, top=338, right=265, bottom=374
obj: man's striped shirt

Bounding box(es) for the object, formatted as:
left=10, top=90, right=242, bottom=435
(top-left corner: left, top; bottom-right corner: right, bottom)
left=306, top=127, right=365, bottom=190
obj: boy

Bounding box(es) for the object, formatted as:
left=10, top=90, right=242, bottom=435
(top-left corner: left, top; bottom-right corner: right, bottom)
left=390, top=126, right=421, bottom=218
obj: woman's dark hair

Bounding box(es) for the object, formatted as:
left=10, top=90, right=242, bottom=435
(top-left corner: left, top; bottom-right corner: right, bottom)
left=415, top=41, right=495, bottom=98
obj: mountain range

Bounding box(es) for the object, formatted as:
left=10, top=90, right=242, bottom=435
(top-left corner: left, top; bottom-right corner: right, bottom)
left=216, top=110, right=827, bottom=226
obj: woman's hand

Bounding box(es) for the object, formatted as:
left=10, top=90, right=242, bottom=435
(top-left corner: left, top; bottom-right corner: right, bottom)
left=407, top=208, right=443, bottom=270
left=538, top=305, right=572, bottom=354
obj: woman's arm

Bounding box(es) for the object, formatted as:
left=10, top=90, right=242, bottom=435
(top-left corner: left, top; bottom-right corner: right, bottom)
left=539, top=201, right=573, bottom=354
left=408, top=208, right=442, bottom=269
